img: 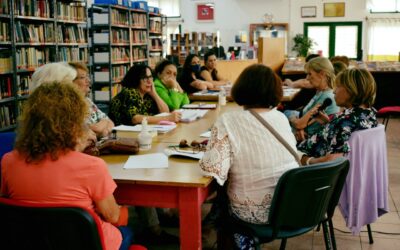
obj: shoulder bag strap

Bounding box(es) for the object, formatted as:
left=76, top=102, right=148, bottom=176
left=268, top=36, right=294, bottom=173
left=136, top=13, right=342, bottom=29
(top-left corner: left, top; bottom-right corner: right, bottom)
left=249, top=109, right=302, bottom=165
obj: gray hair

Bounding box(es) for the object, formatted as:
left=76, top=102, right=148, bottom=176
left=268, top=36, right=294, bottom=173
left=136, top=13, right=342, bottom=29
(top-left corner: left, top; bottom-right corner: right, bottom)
left=31, top=62, right=77, bottom=89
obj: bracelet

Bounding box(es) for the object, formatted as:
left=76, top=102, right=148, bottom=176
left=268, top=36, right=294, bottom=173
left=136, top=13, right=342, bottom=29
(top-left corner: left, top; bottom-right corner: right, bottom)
left=306, top=157, right=314, bottom=165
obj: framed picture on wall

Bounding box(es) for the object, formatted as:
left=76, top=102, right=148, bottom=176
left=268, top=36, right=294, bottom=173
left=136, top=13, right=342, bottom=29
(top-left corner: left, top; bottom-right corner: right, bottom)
left=197, top=3, right=214, bottom=22
left=324, top=2, right=345, bottom=17
left=301, top=6, right=317, bottom=18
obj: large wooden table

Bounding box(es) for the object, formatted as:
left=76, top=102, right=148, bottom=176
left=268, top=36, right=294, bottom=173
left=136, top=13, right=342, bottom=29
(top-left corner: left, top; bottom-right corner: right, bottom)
left=102, top=103, right=238, bottom=250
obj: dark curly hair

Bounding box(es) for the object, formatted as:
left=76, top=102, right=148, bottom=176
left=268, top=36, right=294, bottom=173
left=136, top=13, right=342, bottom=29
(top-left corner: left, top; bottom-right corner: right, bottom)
left=121, top=64, right=153, bottom=88
left=15, top=82, right=88, bottom=163
left=231, top=64, right=283, bottom=108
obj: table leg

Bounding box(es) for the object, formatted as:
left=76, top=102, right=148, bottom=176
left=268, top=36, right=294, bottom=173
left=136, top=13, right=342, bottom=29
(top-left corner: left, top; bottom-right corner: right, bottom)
left=179, top=187, right=203, bottom=250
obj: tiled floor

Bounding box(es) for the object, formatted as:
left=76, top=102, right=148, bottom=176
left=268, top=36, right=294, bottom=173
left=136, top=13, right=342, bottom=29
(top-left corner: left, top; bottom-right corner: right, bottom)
left=150, top=118, right=400, bottom=250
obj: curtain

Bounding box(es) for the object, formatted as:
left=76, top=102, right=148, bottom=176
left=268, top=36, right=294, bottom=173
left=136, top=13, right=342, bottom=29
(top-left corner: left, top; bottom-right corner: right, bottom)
left=367, top=18, right=400, bottom=61
left=367, top=0, right=400, bottom=12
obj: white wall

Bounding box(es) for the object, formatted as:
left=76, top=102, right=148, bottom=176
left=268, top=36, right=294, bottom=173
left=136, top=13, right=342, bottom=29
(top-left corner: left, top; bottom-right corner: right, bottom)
left=179, top=0, right=369, bottom=57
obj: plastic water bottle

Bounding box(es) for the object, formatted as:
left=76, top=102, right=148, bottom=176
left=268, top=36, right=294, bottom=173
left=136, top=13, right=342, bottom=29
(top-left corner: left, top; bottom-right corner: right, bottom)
left=218, top=87, right=226, bottom=106
left=138, top=117, right=152, bottom=151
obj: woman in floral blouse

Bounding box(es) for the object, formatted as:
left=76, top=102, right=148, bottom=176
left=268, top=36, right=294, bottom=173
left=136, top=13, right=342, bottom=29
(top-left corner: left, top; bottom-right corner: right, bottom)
left=298, top=68, right=378, bottom=165
left=109, top=64, right=181, bottom=125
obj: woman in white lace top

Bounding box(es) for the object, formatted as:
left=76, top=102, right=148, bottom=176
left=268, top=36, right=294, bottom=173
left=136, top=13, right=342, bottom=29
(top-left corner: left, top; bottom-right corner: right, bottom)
left=199, top=64, right=299, bottom=225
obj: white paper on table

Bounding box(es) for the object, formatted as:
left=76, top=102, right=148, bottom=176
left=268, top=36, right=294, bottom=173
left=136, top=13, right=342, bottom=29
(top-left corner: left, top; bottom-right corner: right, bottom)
left=123, top=153, right=168, bottom=169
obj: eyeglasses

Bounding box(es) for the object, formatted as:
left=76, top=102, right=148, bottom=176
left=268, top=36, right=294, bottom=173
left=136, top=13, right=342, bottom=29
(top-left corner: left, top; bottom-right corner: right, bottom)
left=141, top=75, right=153, bottom=81
left=76, top=75, right=90, bottom=81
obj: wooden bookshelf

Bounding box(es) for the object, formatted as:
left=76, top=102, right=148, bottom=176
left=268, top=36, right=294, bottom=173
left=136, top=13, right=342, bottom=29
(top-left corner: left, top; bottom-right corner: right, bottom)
left=169, top=32, right=216, bottom=65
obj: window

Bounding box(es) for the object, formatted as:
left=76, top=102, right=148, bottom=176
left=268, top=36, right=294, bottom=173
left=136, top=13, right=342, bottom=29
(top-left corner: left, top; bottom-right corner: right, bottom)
left=367, top=18, right=400, bottom=61
left=367, top=0, right=400, bottom=13
left=304, top=22, right=362, bottom=60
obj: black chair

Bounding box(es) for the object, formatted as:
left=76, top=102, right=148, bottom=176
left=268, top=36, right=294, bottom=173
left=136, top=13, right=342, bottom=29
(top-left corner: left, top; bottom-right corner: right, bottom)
left=0, top=197, right=105, bottom=250
left=218, top=157, right=350, bottom=250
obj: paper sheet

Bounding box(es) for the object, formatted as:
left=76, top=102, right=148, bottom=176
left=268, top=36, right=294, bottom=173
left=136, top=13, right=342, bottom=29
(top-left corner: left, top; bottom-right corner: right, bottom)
left=123, top=153, right=168, bottom=169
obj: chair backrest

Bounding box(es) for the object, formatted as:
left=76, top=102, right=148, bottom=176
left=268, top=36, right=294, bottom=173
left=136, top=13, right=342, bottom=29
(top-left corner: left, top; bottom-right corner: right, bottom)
left=0, top=131, right=16, bottom=161
left=268, top=158, right=349, bottom=235
left=0, top=197, right=105, bottom=250
left=338, top=124, right=389, bottom=234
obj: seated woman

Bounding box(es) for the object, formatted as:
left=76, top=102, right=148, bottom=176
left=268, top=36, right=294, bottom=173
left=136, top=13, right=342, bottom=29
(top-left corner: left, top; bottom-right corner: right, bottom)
left=178, top=54, right=214, bottom=94
left=199, top=51, right=230, bottom=87
left=284, top=57, right=340, bottom=140
left=298, top=68, right=378, bottom=165
left=154, top=59, right=190, bottom=110
left=69, top=62, right=114, bottom=138
left=1, top=82, right=133, bottom=250
left=199, top=64, right=299, bottom=248
left=109, top=64, right=181, bottom=125
left=31, top=62, right=97, bottom=144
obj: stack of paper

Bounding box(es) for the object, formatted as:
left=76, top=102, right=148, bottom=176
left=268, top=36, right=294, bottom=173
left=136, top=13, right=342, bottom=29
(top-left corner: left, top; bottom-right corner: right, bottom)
left=182, top=103, right=217, bottom=109
left=179, top=109, right=209, bottom=122
left=164, top=148, right=204, bottom=160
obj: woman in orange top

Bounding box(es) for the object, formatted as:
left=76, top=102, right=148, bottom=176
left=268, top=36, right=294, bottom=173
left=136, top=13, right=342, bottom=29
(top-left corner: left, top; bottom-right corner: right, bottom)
left=0, top=82, right=132, bottom=250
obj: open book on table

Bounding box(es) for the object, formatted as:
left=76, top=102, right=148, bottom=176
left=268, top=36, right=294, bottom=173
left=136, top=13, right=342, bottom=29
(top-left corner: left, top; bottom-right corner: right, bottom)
left=182, top=103, right=217, bottom=109
left=164, top=148, right=204, bottom=160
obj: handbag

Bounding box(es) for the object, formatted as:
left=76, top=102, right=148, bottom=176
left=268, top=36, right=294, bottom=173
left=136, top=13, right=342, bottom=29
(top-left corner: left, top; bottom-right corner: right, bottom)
left=84, top=138, right=139, bottom=156
left=249, top=109, right=302, bottom=165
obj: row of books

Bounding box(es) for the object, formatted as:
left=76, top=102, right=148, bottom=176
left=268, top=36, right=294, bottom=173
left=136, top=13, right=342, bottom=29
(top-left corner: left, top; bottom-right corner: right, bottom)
left=58, top=47, right=88, bottom=63
left=0, top=103, right=16, bottom=129
left=149, top=38, right=162, bottom=50
left=94, top=65, right=128, bottom=83
left=56, top=1, right=87, bottom=22
left=149, top=53, right=162, bottom=68
left=15, top=21, right=55, bottom=43
left=14, top=0, right=52, bottom=18
left=0, top=21, right=10, bottom=42
left=149, top=20, right=162, bottom=33
left=131, top=13, right=147, bottom=28
left=57, top=25, right=87, bottom=44
left=132, top=47, right=147, bottom=60
left=0, top=1, right=9, bottom=14
left=0, top=77, right=12, bottom=99
left=132, top=30, right=147, bottom=43
left=0, top=75, right=33, bottom=98
left=170, top=32, right=215, bottom=47
left=16, top=47, right=56, bottom=69
left=0, top=53, right=12, bottom=73
left=94, top=84, right=122, bottom=101
left=16, top=74, right=33, bottom=96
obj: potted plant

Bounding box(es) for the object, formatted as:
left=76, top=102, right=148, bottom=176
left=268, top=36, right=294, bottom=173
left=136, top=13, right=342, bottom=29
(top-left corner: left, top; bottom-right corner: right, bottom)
left=292, top=34, right=315, bottom=57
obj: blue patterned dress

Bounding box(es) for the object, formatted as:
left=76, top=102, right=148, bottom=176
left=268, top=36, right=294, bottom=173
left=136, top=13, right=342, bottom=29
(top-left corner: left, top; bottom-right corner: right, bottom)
left=298, top=107, right=378, bottom=157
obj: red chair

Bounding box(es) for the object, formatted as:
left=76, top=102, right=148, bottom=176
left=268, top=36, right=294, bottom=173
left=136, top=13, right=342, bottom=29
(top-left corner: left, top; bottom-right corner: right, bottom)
left=0, top=197, right=146, bottom=250
left=377, top=106, right=400, bottom=130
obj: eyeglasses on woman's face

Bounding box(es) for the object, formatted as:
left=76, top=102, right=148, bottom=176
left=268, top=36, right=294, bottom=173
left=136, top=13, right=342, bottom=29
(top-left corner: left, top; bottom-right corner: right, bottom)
left=141, top=75, right=153, bottom=81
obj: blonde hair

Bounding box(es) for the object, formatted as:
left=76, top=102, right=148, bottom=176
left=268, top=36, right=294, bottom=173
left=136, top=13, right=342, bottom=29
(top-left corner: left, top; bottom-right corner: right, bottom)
left=335, top=68, right=376, bottom=108
left=304, top=57, right=336, bottom=89
left=15, top=81, right=88, bottom=163
left=68, top=62, right=89, bottom=75
left=31, top=62, right=77, bottom=89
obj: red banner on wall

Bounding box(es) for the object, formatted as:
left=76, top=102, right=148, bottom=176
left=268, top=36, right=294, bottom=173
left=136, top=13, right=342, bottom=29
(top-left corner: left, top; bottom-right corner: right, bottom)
left=197, top=4, right=214, bottom=21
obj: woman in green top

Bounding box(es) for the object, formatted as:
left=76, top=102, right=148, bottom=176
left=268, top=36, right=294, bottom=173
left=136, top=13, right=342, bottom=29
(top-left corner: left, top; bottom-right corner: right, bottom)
left=154, top=59, right=190, bottom=110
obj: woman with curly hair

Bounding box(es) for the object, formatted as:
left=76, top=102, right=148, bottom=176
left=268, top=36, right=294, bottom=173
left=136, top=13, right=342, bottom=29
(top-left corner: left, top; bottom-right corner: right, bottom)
left=1, top=82, right=134, bottom=250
